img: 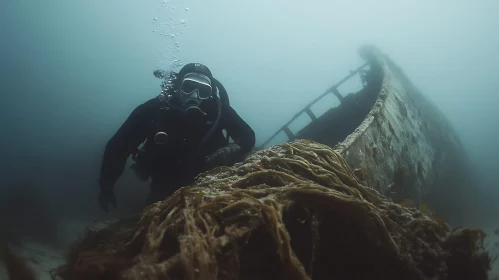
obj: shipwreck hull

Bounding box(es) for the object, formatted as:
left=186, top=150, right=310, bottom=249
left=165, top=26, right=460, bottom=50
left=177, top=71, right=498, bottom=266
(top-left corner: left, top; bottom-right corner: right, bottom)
left=260, top=45, right=474, bottom=223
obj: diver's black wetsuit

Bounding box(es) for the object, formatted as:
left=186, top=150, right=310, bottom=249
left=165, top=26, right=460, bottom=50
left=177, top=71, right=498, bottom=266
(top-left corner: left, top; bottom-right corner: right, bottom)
left=98, top=95, right=255, bottom=205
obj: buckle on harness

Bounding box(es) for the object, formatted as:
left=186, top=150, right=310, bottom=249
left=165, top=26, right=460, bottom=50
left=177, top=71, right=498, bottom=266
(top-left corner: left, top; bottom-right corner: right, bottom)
left=154, top=132, right=169, bottom=145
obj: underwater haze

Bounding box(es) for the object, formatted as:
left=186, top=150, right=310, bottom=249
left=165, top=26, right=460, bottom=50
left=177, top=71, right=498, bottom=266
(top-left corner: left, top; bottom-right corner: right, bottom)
left=0, top=0, right=498, bottom=226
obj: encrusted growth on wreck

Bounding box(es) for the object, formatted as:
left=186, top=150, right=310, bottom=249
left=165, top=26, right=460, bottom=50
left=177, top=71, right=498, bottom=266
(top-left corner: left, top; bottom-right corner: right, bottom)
left=54, top=140, right=491, bottom=280
left=333, top=46, right=467, bottom=206
left=261, top=45, right=476, bottom=224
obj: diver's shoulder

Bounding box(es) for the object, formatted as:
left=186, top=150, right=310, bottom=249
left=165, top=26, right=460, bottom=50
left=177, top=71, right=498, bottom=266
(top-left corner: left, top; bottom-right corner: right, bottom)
left=140, top=95, right=164, bottom=108
left=221, top=101, right=236, bottom=114
left=128, top=96, right=162, bottom=118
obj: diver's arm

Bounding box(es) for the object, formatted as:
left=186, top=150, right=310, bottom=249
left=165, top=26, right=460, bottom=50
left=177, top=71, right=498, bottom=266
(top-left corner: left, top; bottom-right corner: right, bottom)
left=223, top=104, right=255, bottom=154
left=205, top=104, right=255, bottom=168
left=98, top=100, right=155, bottom=191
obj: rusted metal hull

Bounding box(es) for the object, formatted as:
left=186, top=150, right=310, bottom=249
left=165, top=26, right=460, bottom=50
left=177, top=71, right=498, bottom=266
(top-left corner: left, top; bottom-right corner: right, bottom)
left=261, top=45, right=476, bottom=223
left=330, top=46, right=469, bottom=205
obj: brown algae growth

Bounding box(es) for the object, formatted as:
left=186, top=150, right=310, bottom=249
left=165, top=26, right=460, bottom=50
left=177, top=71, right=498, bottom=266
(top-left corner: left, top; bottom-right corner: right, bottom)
left=53, top=140, right=492, bottom=280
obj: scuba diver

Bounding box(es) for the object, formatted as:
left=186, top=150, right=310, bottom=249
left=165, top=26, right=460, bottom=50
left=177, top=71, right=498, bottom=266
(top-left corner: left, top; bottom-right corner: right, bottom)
left=98, top=63, right=255, bottom=212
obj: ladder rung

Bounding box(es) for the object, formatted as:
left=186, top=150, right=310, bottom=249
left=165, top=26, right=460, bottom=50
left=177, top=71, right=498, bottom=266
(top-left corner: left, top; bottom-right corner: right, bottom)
left=332, top=88, right=344, bottom=102
left=305, top=107, right=317, bottom=120
left=282, top=126, right=294, bottom=140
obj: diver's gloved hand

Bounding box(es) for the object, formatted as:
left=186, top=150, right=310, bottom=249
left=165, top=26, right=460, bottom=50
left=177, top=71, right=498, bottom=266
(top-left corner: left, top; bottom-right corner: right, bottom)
left=98, top=188, right=117, bottom=213
left=204, top=143, right=242, bottom=171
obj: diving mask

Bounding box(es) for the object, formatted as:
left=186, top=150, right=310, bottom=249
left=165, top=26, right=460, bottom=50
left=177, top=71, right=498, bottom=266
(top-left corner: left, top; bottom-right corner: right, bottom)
left=180, top=73, right=213, bottom=99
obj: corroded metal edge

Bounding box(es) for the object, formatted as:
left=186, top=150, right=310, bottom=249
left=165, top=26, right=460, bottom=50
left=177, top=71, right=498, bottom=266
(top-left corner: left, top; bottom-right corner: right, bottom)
left=336, top=45, right=468, bottom=205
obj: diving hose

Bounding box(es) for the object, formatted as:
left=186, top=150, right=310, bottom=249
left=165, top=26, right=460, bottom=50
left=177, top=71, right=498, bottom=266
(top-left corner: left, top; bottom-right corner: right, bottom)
left=192, top=77, right=228, bottom=153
